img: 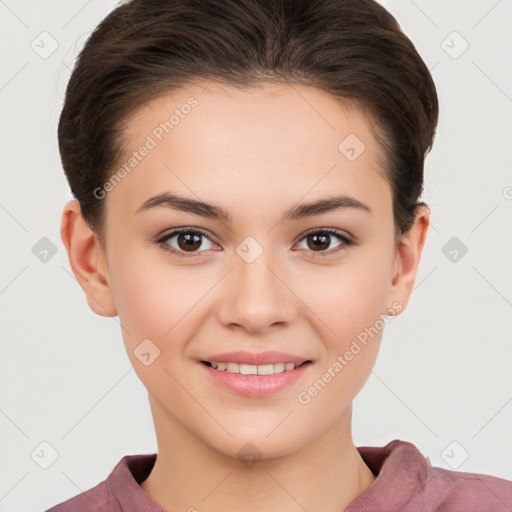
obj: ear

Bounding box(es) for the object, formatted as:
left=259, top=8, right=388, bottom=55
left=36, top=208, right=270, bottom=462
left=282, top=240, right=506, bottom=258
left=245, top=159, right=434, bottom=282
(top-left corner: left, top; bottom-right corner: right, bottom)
left=60, top=199, right=118, bottom=317
left=387, top=204, right=430, bottom=315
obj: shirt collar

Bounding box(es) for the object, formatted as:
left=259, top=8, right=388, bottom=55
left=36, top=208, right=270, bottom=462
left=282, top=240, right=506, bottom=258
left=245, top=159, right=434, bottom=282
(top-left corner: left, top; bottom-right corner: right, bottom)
left=109, top=452, right=166, bottom=512
left=109, top=439, right=428, bottom=511
left=347, top=439, right=429, bottom=511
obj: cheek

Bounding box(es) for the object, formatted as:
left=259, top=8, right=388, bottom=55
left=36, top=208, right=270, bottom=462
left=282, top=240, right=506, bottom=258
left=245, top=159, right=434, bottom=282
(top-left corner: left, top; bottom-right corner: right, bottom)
left=109, top=246, right=196, bottom=332
left=303, top=254, right=393, bottom=343
left=295, top=267, right=391, bottom=425
left=106, top=247, right=180, bottom=371
left=109, top=249, right=218, bottom=373
left=107, top=253, right=194, bottom=398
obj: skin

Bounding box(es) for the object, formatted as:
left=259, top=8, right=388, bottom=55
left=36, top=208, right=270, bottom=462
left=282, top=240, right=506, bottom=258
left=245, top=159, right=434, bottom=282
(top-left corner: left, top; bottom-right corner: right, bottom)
left=60, top=82, right=429, bottom=512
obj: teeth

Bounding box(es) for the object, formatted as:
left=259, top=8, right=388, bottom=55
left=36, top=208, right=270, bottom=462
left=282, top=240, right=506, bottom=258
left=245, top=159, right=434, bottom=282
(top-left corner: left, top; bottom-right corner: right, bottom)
left=226, top=362, right=239, bottom=373
left=206, top=361, right=302, bottom=375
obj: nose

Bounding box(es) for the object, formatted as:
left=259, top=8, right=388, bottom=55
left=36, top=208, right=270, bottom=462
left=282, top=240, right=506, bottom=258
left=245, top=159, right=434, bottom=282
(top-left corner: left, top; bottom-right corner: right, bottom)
left=216, top=247, right=298, bottom=334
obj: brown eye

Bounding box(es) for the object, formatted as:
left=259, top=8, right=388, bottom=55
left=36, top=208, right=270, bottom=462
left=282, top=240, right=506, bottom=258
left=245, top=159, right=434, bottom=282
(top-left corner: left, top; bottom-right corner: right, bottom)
left=296, top=229, right=353, bottom=257
left=156, top=227, right=353, bottom=258
left=157, top=229, right=216, bottom=256
left=175, top=232, right=203, bottom=252
left=306, top=232, right=331, bottom=251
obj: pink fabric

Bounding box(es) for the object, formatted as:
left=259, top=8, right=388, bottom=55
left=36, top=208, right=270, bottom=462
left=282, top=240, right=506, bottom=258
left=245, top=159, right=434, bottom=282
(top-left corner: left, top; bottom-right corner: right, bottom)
left=46, top=439, right=512, bottom=511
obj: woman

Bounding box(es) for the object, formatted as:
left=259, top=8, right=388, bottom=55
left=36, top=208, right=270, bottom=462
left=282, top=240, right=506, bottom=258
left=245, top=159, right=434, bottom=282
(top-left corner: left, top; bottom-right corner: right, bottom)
left=49, top=0, right=512, bottom=510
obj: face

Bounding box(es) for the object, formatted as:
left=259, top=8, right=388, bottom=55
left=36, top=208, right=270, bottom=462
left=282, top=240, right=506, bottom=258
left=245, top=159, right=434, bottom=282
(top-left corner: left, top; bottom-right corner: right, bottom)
left=74, top=82, right=422, bottom=460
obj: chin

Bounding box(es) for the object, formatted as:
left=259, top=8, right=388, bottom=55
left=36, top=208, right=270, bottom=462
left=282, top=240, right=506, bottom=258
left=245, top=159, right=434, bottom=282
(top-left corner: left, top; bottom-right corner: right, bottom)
left=208, top=429, right=306, bottom=464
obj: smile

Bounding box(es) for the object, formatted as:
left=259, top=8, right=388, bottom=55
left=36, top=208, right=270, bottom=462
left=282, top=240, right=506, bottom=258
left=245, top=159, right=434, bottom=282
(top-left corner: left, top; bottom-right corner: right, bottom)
left=199, top=359, right=312, bottom=397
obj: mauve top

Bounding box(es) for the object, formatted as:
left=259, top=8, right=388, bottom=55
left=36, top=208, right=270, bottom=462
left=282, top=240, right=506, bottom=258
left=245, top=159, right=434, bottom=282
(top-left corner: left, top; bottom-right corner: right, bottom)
left=46, top=439, right=512, bottom=511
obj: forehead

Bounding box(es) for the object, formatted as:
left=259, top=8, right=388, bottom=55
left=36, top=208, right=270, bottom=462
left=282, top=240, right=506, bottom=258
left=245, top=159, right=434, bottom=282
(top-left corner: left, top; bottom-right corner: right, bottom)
left=107, top=81, right=391, bottom=222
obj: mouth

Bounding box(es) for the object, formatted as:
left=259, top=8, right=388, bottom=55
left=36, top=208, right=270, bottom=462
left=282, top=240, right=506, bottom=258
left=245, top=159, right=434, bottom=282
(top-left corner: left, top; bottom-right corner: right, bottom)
left=200, top=360, right=312, bottom=375
left=199, top=358, right=313, bottom=397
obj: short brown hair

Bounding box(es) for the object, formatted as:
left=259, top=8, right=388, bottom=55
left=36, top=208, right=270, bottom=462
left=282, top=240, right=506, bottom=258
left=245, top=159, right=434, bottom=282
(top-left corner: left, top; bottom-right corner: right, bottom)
left=58, top=0, right=439, bottom=246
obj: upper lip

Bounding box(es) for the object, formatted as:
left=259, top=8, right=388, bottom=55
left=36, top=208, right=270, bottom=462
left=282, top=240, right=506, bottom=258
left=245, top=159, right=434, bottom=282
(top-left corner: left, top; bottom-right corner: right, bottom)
left=200, top=351, right=311, bottom=366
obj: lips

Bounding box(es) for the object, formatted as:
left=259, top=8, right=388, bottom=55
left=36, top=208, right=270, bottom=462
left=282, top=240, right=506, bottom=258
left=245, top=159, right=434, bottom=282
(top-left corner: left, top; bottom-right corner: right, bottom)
left=200, top=359, right=312, bottom=397
left=198, top=351, right=313, bottom=397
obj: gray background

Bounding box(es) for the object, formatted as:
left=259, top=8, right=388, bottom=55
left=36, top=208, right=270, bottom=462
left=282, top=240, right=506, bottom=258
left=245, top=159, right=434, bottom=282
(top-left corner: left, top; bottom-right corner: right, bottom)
left=1, top=1, right=511, bottom=510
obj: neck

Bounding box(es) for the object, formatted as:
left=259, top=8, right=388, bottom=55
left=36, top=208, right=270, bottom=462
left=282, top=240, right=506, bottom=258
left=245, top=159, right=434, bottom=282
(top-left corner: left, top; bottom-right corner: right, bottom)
left=141, top=398, right=376, bottom=512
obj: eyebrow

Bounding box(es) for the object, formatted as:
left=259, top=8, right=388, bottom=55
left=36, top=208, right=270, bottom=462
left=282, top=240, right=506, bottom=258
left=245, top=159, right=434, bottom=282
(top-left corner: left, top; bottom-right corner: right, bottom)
left=134, top=192, right=371, bottom=222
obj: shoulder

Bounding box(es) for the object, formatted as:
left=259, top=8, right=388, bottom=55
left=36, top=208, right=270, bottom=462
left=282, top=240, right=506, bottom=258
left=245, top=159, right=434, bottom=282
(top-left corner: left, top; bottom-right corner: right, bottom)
left=353, top=439, right=512, bottom=512
left=44, top=453, right=158, bottom=512
left=423, top=464, right=512, bottom=511
left=44, top=479, right=118, bottom=512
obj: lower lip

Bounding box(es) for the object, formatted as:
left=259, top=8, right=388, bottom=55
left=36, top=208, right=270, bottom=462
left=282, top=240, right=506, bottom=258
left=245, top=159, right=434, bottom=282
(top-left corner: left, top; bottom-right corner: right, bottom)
left=199, top=361, right=312, bottom=398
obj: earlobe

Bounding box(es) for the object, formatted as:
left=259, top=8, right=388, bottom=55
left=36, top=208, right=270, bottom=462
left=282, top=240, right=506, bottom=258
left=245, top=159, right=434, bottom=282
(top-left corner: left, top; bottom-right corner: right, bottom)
left=388, top=205, right=430, bottom=313
left=60, top=199, right=118, bottom=317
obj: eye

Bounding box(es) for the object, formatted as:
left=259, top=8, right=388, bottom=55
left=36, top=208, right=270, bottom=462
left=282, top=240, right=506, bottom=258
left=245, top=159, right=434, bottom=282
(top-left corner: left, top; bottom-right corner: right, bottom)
left=156, top=228, right=218, bottom=257
left=295, top=228, right=353, bottom=257
left=155, top=227, right=354, bottom=258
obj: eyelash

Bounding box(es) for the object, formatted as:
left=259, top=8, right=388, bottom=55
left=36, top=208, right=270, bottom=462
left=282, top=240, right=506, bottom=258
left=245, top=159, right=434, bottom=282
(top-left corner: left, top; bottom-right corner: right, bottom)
left=155, top=227, right=354, bottom=258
